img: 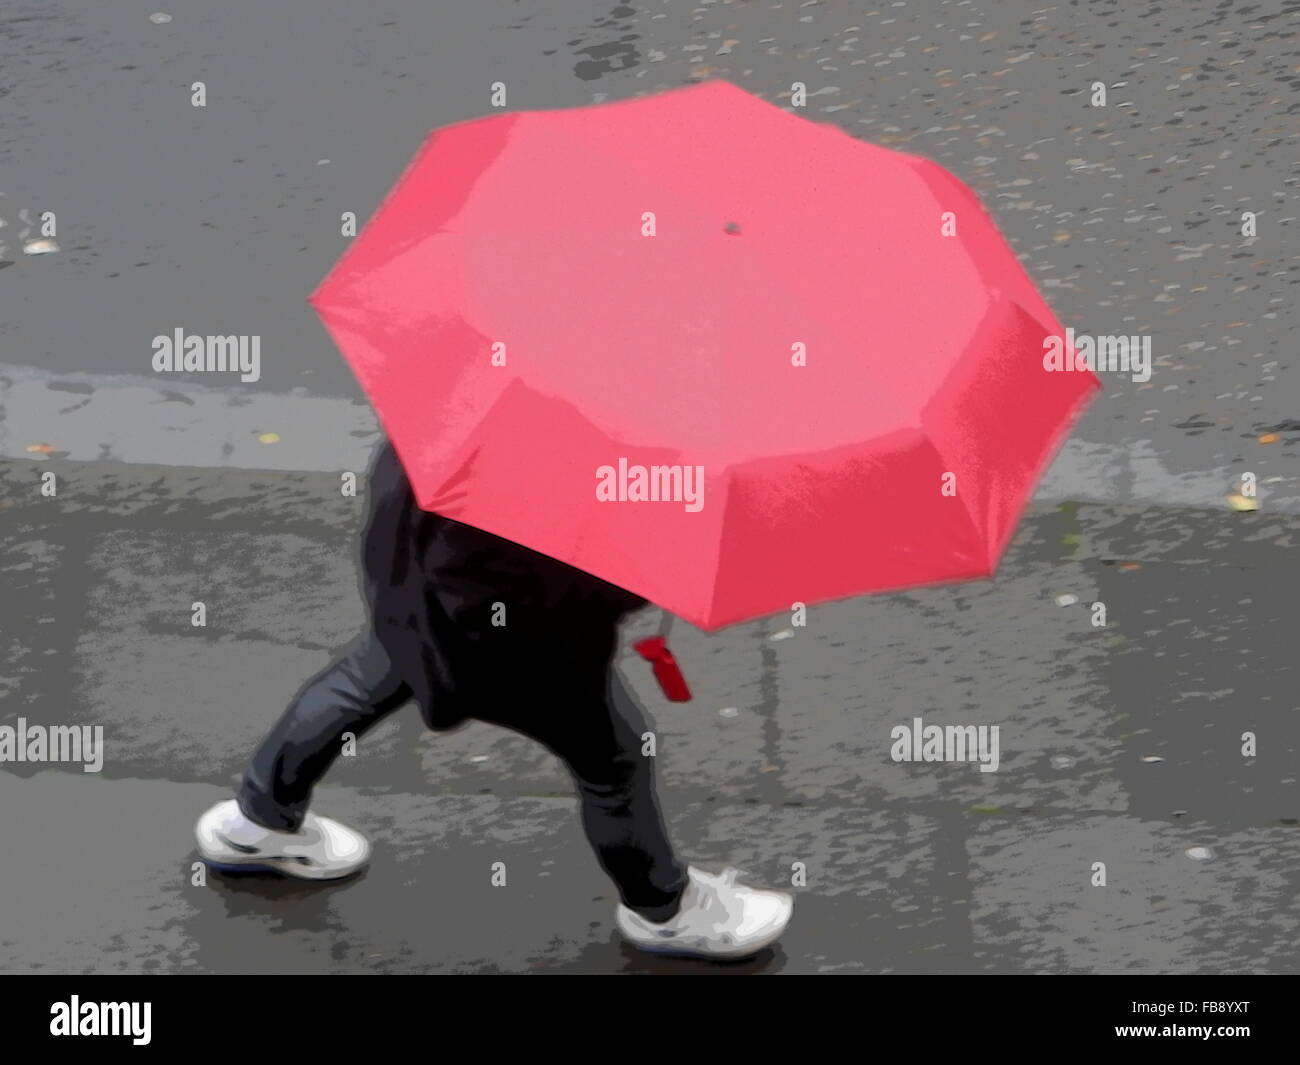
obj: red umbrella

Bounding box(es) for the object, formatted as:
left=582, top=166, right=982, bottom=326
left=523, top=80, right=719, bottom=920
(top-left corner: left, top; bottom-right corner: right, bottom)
left=310, top=79, right=1099, bottom=633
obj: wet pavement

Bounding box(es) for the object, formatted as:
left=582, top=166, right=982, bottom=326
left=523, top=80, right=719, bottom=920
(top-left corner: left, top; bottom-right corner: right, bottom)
left=0, top=458, right=1295, bottom=973
left=1, top=0, right=1296, bottom=509
left=0, top=0, right=1297, bottom=974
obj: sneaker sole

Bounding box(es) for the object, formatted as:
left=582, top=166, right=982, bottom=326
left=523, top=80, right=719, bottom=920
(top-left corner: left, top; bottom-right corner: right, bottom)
left=196, top=845, right=368, bottom=882
left=629, top=940, right=777, bottom=961
left=199, top=854, right=368, bottom=881
left=620, top=920, right=788, bottom=961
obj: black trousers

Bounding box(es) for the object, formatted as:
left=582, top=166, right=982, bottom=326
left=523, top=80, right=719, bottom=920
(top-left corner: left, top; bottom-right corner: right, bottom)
left=237, top=628, right=689, bottom=922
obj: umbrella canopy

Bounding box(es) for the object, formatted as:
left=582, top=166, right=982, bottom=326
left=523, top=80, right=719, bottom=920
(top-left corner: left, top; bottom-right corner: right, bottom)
left=310, top=79, right=1100, bottom=631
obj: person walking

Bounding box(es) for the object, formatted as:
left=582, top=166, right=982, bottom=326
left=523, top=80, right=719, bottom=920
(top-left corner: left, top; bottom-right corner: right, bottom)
left=195, top=435, right=793, bottom=960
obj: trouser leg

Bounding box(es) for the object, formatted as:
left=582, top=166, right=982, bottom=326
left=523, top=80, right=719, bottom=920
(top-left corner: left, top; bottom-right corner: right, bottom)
left=238, top=629, right=413, bottom=831
left=477, top=662, right=689, bottom=921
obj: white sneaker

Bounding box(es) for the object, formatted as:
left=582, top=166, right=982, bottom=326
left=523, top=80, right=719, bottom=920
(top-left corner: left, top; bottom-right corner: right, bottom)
left=616, top=865, right=793, bottom=960
left=195, top=798, right=371, bottom=881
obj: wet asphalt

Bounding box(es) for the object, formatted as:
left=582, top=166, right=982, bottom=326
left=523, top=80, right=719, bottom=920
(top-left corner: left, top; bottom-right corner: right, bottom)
left=0, top=1, right=1297, bottom=973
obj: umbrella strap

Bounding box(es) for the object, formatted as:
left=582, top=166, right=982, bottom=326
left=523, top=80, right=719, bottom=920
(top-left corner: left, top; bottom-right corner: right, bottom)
left=633, top=609, right=692, bottom=702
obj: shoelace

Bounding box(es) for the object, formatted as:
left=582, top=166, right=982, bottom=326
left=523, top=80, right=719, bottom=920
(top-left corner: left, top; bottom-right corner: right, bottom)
left=689, top=868, right=744, bottom=932
left=697, top=866, right=741, bottom=908
left=267, top=817, right=323, bottom=859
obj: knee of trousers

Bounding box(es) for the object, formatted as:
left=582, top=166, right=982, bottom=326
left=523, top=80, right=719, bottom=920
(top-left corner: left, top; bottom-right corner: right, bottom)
left=571, top=757, right=644, bottom=809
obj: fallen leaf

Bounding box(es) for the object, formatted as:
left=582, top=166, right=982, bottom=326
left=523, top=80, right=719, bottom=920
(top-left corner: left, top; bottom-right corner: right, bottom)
left=1257, top=433, right=1279, bottom=444
left=258, top=432, right=281, bottom=444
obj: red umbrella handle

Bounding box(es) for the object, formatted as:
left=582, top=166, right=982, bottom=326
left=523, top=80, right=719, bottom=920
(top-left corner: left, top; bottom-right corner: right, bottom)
left=632, top=635, right=692, bottom=702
